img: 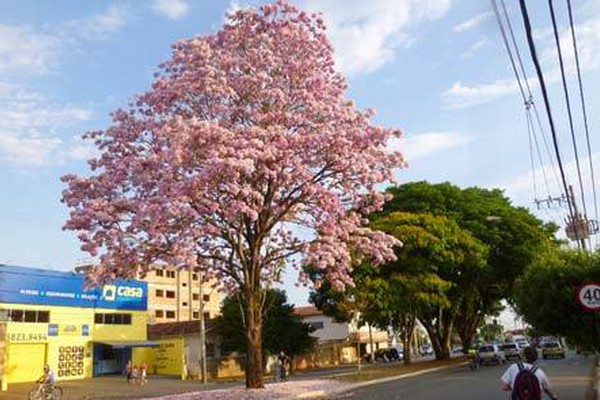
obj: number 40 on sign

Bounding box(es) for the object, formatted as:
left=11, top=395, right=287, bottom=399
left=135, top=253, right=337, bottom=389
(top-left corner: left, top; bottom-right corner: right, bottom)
left=577, top=283, right=600, bottom=312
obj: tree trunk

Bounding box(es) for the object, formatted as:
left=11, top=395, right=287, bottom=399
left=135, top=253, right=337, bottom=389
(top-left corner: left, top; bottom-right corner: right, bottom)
left=402, top=314, right=416, bottom=364
left=421, top=308, right=454, bottom=360
left=244, top=290, right=264, bottom=388
left=457, top=314, right=482, bottom=353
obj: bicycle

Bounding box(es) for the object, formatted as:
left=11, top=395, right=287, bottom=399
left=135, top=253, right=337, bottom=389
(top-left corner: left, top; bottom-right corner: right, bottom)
left=28, top=384, right=63, bottom=400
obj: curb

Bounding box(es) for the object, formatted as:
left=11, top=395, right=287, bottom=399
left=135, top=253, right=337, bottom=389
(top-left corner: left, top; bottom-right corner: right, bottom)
left=283, top=361, right=468, bottom=400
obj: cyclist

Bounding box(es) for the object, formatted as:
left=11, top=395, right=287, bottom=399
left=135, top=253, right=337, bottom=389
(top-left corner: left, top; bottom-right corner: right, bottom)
left=35, top=364, right=56, bottom=398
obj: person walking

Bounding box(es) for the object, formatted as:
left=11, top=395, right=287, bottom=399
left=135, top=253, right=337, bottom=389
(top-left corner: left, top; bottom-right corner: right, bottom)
left=500, top=346, right=559, bottom=400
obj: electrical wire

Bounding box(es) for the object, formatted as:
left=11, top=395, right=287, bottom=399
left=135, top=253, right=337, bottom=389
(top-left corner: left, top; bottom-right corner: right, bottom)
left=518, top=0, right=576, bottom=222
left=548, top=0, right=588, bottom=219
left=566, top=0, right=599, bottom=248
left=499, top=0, right=563, bottom=195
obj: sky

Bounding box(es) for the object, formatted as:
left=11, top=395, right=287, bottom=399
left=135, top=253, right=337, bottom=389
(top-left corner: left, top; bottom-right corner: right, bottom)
left=1, top=0, right=600, bottom=307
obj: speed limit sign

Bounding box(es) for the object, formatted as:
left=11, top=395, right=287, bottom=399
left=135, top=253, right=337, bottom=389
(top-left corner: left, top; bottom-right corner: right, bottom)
left=577, top=283, right=600, bottom=311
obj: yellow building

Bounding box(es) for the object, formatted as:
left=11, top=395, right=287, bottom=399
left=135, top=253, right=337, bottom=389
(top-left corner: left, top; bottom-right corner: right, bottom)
left=0, top=264, right=152, bottom=391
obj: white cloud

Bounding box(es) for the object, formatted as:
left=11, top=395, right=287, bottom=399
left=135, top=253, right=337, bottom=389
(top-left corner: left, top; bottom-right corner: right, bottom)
left=444, top=10, right=600, bottom=108
left=452, top=11, right=492, bottom=33
left=301, top=0, right=451, bottom=76
left=0, top=24, right=61, bottom=75
left=442, top=79, right=521, bottom=108
left=67, top=4, right=129, bottom=40
left=0, top=85, right=93, bottom=166
left=500, top=152, right=600, bottom=211
left=461, top=37, right=488, bottom=58
left=387, top=131, right=474, bottom=163
left=152, top=0, right=190, bottom=20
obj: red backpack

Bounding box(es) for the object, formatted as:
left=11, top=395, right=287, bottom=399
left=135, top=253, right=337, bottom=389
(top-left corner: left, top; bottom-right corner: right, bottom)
left=512, top=362, right=542, bottom=400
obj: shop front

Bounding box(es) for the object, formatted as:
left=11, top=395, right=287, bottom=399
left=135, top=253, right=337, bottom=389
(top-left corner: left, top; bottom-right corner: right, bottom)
left=0, top=264, right=149, bottom=390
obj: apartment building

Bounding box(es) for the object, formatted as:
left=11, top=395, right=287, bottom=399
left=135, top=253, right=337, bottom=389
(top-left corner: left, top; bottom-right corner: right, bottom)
left=74, top=263, right=222, bottom=324
left=145, top=267, right=221, bottom=324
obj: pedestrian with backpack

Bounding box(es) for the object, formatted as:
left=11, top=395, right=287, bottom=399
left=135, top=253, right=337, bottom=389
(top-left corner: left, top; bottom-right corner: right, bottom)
left=500, top=346, right=559, bottom=400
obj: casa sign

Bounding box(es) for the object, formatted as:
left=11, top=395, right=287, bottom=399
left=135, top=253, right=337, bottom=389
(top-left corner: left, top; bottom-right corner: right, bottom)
left=576, top=283, right=600, bottom=312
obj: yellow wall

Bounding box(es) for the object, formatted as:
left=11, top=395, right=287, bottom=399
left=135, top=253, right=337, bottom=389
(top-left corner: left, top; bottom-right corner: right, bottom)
left=1, top=303, right=147, bottom=387
left=133, top=338, right=183, bottom=377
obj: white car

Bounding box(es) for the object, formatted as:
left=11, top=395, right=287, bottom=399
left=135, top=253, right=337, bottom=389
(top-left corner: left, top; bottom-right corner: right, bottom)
left=477, top=344, right=506, bottom=365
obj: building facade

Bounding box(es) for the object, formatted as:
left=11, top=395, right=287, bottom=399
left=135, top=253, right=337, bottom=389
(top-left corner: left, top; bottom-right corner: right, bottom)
left=0, top=264, right=149, bottom=391
left=144, top=267, right=221, bottom=324
left=294, top=306, right=390, bottom=365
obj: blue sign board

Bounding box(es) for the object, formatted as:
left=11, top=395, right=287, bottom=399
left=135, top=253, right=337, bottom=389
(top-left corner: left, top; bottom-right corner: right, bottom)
left=82, top=324, right=89, bottom=336
left=0, top=265, right=147, bottom=311
left=48, top=324, right=59, bottom=336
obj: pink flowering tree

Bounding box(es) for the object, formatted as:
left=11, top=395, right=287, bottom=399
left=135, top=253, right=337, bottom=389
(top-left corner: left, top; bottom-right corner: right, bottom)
left=62, top=1, right=405, bottom=388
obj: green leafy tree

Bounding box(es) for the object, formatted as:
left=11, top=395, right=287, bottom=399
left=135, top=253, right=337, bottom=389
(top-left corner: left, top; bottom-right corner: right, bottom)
left=218, top=289, right=316, bottom=368
left=515, top=248, right=600, bottom=351
left=371, top=211, right=487, bottom=360
left=382, top=182, right=557, bottom=351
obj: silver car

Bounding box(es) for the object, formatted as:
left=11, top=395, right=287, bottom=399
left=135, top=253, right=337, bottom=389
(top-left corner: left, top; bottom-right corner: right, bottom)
left=477, top=344, right=506, bottom=365
left=500, top=343, right=522, bottom=361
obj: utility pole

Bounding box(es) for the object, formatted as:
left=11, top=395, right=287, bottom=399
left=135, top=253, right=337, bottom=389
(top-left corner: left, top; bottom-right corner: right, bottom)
left=198, top=267, right=207, bottom=384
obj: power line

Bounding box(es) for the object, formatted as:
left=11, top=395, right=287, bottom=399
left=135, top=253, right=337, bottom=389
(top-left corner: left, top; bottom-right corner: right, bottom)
left=492, top=0, right=563, bottom=204
left=566, top=0, right=599, bottom=248
left=518, top=0, right=576, bottom=223
left=499, top=0, right=563, bottom=194
left=548, top=0, right=588, bottom=220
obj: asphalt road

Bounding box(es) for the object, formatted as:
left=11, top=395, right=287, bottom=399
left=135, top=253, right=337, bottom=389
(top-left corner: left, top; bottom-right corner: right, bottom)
left=331, top=353, right=596, bottom=400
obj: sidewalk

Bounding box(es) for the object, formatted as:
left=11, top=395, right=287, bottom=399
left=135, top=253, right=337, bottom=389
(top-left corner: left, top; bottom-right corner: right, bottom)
left=142, top=358, right=466, bottom=400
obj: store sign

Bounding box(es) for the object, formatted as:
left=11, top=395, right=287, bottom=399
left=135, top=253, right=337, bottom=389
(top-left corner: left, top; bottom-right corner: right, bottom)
left=7, top=332, right=48, bottom=343
left=0, top=265, right=147, bottom=311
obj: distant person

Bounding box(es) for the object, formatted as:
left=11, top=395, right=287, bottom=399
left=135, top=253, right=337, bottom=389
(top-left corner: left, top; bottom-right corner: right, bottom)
left=125, top=360, right=133, bottom=383
left=277, top=351, right=288, bottom=381
left=500, top=346, right=559, bottom=400
left=140, top=362, right=148, bottom=385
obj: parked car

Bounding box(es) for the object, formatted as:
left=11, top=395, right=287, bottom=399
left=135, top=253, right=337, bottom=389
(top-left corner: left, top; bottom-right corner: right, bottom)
left=420, top=344, right=434, bottom=356
left=500, top=343, right=521, bottom=361
left=542, top=342, right=566, bottom=359
left=452, top=346, right=464, bottom=355
left=373, top=347, right=403, bottom=363
left=477, top=344, right=506, bottom=365
left=515, top=339, right=529, bottom=349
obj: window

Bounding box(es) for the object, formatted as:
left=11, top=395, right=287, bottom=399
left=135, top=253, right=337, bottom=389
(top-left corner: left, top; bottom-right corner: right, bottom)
left=192, top=273, right=198, bottom=281
left=192, top=311, right=199, bottom=319
left=166, top=291, right=175, bottom=299
left=192, top=293, right=199, bottom=301
left=166, top=270, right=176, bottom=279
left=204, top=312, right=210, bottom=320
left=156, top=289, right=164, bottom=297
left=166, top=311, right=176, bottom=319
left=94, top=313, right=132, bottom=325
left=203, top=294, right=210, bottom=302
left=182, top=302, right=188, bottom=307
left=155, top=269, right=164, bottom=277
left=155, top=310, right=164, bottom=318
left=24, top=310, right=37, bottom=322
left=38, top=311, right=50, bottom=323
left=309, top=321, right=324, bottom=330
left=2, top=309, right=50, bottom=323
left=9, top=310, right=23, bottom=322
left=182, top=282, right=187, bottom=287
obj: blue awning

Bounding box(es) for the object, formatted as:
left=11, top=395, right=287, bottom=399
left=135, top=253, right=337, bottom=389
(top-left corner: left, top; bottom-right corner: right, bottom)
left=95, top=340, right=159, bottom=349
